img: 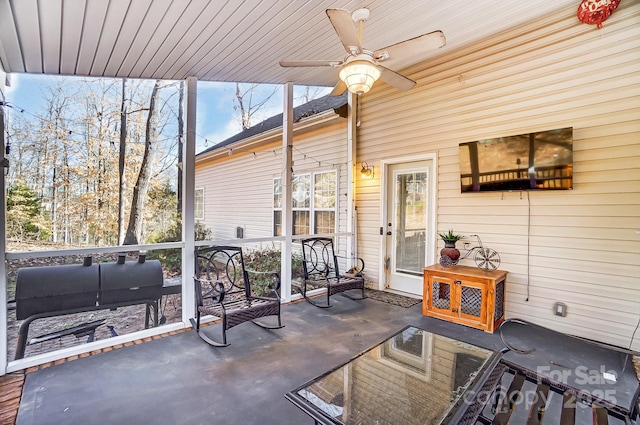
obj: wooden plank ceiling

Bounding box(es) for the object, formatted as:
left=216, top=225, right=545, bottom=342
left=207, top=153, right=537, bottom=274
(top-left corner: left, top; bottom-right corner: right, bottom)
left=0, top=0, right=579, bottom=87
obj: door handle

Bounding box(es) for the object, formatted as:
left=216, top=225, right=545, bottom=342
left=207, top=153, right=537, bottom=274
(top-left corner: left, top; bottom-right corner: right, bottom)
left=386, top=231, right=392, bottom=235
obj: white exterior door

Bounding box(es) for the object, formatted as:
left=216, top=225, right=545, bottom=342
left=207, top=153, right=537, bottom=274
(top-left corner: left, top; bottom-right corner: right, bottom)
left=383, top=160, right=435, bottom=295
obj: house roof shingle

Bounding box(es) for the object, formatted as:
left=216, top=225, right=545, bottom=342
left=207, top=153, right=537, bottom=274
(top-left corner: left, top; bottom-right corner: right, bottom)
left=198, top=92, right=347, bottom=156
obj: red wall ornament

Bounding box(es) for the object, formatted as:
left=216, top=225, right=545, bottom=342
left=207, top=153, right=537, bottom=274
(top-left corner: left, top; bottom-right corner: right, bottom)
left=577, top=0, right=621, bottom=29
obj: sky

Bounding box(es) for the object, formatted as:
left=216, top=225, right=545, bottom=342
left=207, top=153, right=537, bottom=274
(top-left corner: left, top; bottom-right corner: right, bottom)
left=4, top=74, right=331, bottom=153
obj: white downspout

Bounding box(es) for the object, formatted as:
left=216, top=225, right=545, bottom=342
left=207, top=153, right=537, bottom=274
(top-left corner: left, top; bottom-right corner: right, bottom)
left=346, top=93, right=357, bottom=268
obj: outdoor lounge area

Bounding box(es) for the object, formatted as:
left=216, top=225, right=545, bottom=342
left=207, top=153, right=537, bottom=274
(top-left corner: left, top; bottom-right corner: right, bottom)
left=3, top=294, right=639, bottom=424
left=0, top=1, right=639, bottom=424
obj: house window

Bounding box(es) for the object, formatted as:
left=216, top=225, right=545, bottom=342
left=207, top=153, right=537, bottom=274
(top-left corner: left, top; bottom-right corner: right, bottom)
left=273, top=171, right=336, bottom=236
left=195, top=188, right=204, bottom=220
left=314, top=172, right=336, bottom=234
left=292, top=174, right=311, bottom=235
left=273, top=179, right=282, bottom=235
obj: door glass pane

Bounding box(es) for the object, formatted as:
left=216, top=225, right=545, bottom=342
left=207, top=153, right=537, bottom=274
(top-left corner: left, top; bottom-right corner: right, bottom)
left=394, top=172, right=427, bottom=275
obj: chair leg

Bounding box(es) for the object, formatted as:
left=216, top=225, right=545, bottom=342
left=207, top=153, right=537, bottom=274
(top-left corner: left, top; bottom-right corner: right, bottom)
left=342, top=288, right=367, bottom=301
left=221, top=316, right=228, bottom=346
left=297, top=281, right=333, bottom=308
left=252, top=308, right=285, bottom=330
left=190, top=312, right=230, bottom=347
left=301, top=291, right=332, bottom=308
left=252, top=317, right=285, bottom=330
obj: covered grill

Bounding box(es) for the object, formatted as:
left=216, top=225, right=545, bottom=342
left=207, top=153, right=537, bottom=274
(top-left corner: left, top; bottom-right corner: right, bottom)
left=99, top=253, right=163, bottom=306
left=16, top=257, right=98, bottom=321
left=14, top=253, right=164, bottom=360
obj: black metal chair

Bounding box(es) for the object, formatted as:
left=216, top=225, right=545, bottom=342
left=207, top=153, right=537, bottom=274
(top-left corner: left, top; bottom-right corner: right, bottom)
left=190, top=246, right=283, bottom=347
left=296, top=237, right=366, bottom=308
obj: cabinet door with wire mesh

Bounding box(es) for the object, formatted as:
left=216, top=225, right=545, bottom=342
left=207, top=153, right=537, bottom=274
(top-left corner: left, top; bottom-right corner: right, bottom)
left=428, top=276, right=455, bottom=315
left=457, top=279, right=487, bottom=325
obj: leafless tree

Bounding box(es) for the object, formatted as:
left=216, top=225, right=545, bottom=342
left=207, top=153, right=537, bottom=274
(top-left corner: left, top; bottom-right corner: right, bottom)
left=177, top=80, right=184, bottom=216
left=296, top=86, right=325, bottom=104
left=118, top=79, right=128, bottom=244
left=124, top=80, right=161, bottom=245
left=234, top=83, right=278, bottom=130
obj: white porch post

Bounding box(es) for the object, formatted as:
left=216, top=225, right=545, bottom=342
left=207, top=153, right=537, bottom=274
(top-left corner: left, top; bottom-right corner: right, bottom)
left=345, top=93, right=357, bottom=266
left=182, top=77, right=197, bottom=324
left=0, top=74, right=8, bottom=375
left=281, top=83, right=294, bottom=302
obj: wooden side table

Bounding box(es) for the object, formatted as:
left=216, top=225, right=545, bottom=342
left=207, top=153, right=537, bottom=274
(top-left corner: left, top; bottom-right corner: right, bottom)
left=423, top=264, right=507, bottom=333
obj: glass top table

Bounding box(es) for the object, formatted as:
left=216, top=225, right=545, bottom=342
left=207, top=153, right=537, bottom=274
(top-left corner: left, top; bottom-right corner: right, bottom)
left=285, top=326, right=501, bottom=425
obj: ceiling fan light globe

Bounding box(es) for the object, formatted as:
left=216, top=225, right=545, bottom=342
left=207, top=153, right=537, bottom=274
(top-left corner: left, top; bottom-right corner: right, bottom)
left=339, top=60, right=381, bottom=95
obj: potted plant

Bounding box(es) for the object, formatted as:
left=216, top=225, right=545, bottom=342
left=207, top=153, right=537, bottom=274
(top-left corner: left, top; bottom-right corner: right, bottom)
left=438, top=230, right=463, bottom=266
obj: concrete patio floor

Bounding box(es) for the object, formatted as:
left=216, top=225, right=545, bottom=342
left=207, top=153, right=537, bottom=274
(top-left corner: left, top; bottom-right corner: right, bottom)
left=11, top=294, right=640, bottom=424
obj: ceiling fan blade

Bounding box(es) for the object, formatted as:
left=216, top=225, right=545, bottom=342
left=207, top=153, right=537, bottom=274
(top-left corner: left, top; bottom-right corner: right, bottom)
left=373, top=30, right=446, bottom=69
left=326, top=9, right=361, bottom=54
left=378, top=66, right=416, bottom=92
left=279, top=60, right=342, bottom=68
left=329, top=80, right=347, bottom=96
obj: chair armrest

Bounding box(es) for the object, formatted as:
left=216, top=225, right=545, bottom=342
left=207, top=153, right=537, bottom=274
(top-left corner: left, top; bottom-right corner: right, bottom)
left=334, top=255, right=365, bottom=275
left=194, top=277, right=226, bottom=304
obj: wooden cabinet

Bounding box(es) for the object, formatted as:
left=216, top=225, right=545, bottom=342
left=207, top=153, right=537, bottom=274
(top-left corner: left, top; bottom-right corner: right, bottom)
left=423, top=264, right=507, bottom=333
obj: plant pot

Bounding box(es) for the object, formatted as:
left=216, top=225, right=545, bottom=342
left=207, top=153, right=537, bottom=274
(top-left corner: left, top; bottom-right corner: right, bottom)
left=440, top=241, right=460, bottom=261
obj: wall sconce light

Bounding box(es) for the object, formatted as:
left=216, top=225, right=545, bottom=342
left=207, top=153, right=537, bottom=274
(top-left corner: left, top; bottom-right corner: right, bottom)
left=360, top=162, right=374, bottom=179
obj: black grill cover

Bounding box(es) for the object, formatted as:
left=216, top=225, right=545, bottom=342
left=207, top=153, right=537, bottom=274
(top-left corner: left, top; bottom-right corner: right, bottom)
left=15, top=264, right=99, bottom=320
left=99, top=259, right=163, bottom=305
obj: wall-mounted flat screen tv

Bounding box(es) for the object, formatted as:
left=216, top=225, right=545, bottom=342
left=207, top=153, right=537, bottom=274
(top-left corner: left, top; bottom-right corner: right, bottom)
left=459, top=127, right=573, bottom=192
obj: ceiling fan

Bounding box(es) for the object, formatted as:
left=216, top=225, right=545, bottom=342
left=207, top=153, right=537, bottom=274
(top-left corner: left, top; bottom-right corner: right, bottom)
left=279, top=8, right=446, bottom=96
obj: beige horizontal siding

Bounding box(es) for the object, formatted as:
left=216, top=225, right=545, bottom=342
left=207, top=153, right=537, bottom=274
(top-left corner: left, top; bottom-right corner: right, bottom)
left=195, top=120, right=352, bottom=253
left=357, top=1, right=640, bottom=350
